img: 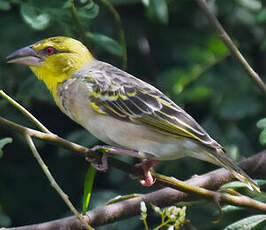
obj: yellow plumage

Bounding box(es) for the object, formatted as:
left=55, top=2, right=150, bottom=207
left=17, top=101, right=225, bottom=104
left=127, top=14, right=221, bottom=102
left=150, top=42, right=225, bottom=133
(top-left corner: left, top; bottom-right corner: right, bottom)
left=7, top=36, right=260, bottom=192
left=30, top=37, right=93, bottom=104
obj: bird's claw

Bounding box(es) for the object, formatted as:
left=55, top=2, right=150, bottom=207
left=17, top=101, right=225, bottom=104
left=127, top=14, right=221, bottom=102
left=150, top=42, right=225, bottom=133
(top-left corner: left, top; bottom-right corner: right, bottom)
left=86, top=151, right=108, bottom=171
left=134, top=160, right=159, bottom=187
left=139, top=170, right=156, bottom=186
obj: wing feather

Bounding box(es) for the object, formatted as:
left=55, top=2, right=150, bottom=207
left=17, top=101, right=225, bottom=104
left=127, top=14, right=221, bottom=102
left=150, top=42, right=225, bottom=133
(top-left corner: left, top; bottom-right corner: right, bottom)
left=85, top=61, right=221, bottom=150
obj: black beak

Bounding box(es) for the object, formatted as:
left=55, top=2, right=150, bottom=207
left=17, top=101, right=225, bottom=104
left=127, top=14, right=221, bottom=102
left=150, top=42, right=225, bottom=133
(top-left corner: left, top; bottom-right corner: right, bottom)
left=6, top=46, right=42, bottom=66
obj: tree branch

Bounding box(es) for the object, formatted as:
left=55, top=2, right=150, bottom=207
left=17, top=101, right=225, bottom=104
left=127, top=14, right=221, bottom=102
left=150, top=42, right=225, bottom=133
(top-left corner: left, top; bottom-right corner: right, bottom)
left=2, top=151, right=266, bottom=230
left=1, top=114, right=266, bottom=229
left=1, top=91, right=265, bottom=229
left=0, top=90, right=51, bottom=134
left=194, top=0, right=266, bottom=95
left=24, top=134, right=93, bottom=230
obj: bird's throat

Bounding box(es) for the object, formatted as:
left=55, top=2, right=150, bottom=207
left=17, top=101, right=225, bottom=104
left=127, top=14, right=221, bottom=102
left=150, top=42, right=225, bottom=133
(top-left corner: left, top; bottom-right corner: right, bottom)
left=30, top=65, right=70, bottom=106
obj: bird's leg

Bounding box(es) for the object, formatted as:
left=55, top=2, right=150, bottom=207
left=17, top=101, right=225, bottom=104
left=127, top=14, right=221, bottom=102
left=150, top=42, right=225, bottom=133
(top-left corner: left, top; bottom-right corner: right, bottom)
left=90, top=145, right=141, bottom=157
left=85, top=145, right=110, bottom=171
left=135, top=160, right=160, bottom=186
left=98, top=145, right=141, bottom=158
left=85, top=152, right=108, bottom=171
left=88, top=145, right=159, bottom=186
left=86, top=145, right=140, bottom=171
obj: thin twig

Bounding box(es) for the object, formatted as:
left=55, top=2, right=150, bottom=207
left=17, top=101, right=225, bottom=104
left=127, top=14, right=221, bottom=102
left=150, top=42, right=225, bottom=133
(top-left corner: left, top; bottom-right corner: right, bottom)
left=152, top=172, right=266, bottom=212
left=194, top=0, right=266, bottom=94
left=1, top=115, right=266, bottom=214
left=0, top=90, right=51, bottom=134
left=1, top=92, right=266, bottom=227
left=24, top=134, right=94, bottom=230
left=1, top=151, right=266, bottom=230
left=0, top=92, right=92, bottom=229
left=0, top=115, right=141, bottom=173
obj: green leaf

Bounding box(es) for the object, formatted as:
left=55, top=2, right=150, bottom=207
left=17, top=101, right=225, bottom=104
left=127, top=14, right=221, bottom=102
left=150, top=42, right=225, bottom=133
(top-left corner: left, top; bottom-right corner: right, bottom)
left=207, top=37, right=228, bottom=57
left=236, top=0, right=262, bottom=11
left=20, top=3, right=50, bottom=30
left=86, top=32, right=123, bottom=56
left=221, top=180, right=266, bottom=191
left=141, top=0, right=150, bottom=7
left=82, top=166, right=96, bottom=214
left=62, top=0, right=72, bottom=8
left=0, top=138, right=12, bottom=158
left=147, top=0, right=168, bottom=24
left=259, top=129, right=266, bottom=146
left=0, top=0, right=11, bottom=10
left=181, top=85, right=212, bottom=102
left=256, top=9, right=266, bottom=23
left=171, top=65, right=203, bottom=94
left=221, top=181, right=249, bottom=190
left=256, top=179, right=266, bottom=187
left=257, top=119, right=266, bottom=146
left=222, top=205, right=243, bottom=214
left=224, top=215, right=266, bottom=230
left=79, top=3, right=99, bottom=20
left=257, top=118, right=266, bottom=129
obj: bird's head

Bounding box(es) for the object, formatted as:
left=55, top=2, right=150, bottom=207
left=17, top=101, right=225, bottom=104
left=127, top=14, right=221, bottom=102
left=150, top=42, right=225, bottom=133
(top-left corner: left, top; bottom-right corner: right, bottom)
left=7, top=36, right=94, bottom=95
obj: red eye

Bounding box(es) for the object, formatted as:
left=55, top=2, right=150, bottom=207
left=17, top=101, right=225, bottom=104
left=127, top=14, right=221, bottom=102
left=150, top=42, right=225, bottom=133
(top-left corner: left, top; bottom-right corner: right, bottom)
left=45, top=46, right=55, bottom=55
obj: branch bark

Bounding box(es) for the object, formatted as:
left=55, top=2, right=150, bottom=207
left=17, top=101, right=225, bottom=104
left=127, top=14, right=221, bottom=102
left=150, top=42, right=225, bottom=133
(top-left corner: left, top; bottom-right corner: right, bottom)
left=1, top=114, right=266, bottom=229
left=1, top=151, right=266, bottom=230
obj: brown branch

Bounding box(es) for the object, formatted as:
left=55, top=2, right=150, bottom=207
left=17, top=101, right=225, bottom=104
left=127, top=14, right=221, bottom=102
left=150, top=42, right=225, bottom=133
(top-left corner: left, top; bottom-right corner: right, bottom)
left=2, top=151, right=266, bottom=230
left=0, top=116, right=142, bottom=176
left=194, top=0, right=266, bottom=95
left=1, top=115, right=266, bottom=229
left=1, top=114, right=265, bottom=195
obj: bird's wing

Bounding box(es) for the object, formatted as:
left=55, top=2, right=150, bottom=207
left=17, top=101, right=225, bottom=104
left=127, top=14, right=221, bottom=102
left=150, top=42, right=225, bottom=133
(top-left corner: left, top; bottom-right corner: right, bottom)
left=83, top=61, right=221, bottom=150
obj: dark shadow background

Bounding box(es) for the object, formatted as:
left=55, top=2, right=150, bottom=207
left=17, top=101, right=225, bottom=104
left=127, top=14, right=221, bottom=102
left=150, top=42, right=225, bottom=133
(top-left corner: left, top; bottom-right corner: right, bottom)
left=0, top=0, right=265, bottom=229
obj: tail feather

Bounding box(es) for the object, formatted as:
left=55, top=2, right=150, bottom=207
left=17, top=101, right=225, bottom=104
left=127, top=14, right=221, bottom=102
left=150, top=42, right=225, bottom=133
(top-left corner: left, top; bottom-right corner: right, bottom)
left=210, top=148, right=260, bottom=192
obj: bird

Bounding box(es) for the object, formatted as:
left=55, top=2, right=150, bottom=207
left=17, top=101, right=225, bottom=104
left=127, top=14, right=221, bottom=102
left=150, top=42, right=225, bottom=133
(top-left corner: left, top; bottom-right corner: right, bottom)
left=6, top=36, right=260, bottom=192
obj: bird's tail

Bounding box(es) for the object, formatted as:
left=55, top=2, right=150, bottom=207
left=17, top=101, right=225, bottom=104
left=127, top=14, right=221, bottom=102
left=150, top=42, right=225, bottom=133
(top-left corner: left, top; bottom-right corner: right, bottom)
left=209, top=148, right=260, bottom=192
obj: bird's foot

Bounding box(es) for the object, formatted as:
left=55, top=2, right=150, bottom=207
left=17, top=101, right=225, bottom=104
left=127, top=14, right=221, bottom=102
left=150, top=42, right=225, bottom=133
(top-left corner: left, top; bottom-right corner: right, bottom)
left=135, top=160, right=159, bottom=186
left=86, top=149, right=108, bottom=171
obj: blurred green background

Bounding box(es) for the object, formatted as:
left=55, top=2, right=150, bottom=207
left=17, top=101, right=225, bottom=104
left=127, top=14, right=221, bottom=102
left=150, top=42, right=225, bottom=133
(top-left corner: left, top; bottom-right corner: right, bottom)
left=0, top=0, right=266, bottom=229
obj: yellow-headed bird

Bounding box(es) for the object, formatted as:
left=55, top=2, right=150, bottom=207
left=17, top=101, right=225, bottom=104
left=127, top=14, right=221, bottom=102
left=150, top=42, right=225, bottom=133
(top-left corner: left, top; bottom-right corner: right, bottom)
left=7, top=36, right=260, bottom=192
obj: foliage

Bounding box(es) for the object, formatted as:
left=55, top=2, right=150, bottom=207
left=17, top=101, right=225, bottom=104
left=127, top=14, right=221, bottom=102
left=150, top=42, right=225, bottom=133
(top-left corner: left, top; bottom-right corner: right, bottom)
left=82, top=166, right=96, bottom=214
left=0, top=0, right=265, bottom=229
left=0, top=137, right=12, bottom=158
left=257, top=118, right=266, bottom=146
left=224, top=215, right=266, bottom=230
left=140, top=202, right=186, bottom=230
